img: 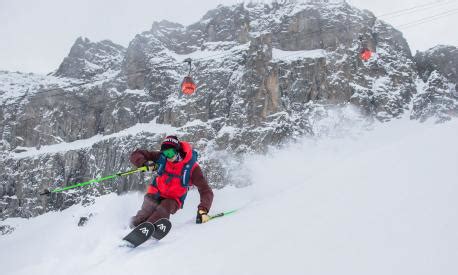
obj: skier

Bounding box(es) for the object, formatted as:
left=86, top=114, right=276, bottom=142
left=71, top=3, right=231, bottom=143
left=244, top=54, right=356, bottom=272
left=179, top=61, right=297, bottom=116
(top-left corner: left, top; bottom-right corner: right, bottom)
left=129, top=135, right=213, bottom=228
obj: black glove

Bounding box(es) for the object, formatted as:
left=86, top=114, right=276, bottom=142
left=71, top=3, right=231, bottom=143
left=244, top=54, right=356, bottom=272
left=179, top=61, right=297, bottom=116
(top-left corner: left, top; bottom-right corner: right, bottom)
left=196, top=209, right=210, bottom=224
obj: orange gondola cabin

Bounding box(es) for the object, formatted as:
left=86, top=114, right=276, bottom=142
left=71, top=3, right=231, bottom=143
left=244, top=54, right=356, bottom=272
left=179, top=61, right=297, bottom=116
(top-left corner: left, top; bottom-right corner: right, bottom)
left=181, top=58, right=197, bottom=95
left=181, top=76, right=197, bottom=95
left=360, top=48, right=372, bottom=62
left=358, top=33, right=377, bottom=62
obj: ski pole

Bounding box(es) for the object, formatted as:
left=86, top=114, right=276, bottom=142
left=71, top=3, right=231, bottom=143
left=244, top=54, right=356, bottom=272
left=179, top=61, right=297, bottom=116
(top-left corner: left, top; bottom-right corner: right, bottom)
left=40, top=166, right=149, bottom=196
left=209, top=209, right=238, bottom=221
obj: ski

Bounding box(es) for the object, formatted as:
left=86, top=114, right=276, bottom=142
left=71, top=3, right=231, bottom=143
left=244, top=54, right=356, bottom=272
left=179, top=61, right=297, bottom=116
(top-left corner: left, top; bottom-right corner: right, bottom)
left=122, top=218, right=172, bottom=247
left=123, top=222, right=155, bottom=248
left=151, top=218, right=172, bottom=240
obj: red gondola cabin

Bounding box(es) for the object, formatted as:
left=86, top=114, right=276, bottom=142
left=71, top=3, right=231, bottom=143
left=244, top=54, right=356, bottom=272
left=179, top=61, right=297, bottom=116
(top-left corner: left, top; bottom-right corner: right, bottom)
left=181, top=76, right=196, bottom=95
left=360, top=48, right=372, bottom=62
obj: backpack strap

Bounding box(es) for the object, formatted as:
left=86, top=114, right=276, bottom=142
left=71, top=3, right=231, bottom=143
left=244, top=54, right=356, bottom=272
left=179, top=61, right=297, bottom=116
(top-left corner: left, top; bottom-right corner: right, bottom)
left=178, top=150, right=198, bottom=208
left=181, top=150, right=198, bottom=188
left=151, top=153, right=168, bottom=189
left=156, top=153, right=167, bottom=176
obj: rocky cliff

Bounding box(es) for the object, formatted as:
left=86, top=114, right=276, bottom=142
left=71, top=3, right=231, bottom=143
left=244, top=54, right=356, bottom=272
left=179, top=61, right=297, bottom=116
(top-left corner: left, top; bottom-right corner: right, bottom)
left=1, top=1, right=457, bottom=220
left=412, top=45, right=458, bottom=122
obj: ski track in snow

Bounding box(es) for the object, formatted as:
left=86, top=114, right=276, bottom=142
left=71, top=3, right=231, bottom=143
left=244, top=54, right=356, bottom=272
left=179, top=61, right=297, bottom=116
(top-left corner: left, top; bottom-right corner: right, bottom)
left=1, top=117, right=458, bottom=275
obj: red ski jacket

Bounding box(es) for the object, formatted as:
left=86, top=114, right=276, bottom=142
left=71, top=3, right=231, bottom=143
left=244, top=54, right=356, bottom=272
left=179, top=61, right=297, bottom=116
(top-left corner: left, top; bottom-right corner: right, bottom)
left=130, top=142, right=213, bottom=212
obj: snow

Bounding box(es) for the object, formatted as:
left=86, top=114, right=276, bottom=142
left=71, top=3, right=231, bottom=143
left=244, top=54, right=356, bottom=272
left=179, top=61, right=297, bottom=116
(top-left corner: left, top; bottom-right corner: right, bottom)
left=372, top=76, right=390, bottom=92
left=11, top=118, right=177, bottom=159
left=162, top=42, right=250, bottom=63
left=180, top=119, right=207, bottom=128
left=1, top=117, right=458, bottom=275
left=272, top=48, right=327, bottom=62
left=124, top=89, right=148, bottom=96
left=217, top=125, right=239, bottom=139
left=0, top=71, right=75, bottom=104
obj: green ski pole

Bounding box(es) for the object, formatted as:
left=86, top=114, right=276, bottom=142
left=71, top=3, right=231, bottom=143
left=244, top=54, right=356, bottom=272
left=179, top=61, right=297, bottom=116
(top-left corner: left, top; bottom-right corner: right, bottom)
left=209, top=209, right=238, bottom=221
left=40, top=166, right=149, bottom=196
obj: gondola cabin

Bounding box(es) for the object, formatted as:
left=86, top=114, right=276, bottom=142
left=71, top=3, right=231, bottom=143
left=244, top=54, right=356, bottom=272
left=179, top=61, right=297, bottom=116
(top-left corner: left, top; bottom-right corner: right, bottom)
left=360, top=48, right=372, bottom=62
left=181, top=76, right=196, bottom=95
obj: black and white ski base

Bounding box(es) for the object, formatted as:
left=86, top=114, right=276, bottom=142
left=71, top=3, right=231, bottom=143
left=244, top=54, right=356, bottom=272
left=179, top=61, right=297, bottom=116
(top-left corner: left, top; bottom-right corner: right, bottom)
left=123, top=218, right=172, bottom=247
left=151, top=218, right=172, bottom=240
left=123, top=222, right=155, bottom=248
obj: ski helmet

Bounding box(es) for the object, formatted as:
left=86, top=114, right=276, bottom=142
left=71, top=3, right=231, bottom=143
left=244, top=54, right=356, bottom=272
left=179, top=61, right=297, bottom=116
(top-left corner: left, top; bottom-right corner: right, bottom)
left=161, top=135, right=181, bottom=151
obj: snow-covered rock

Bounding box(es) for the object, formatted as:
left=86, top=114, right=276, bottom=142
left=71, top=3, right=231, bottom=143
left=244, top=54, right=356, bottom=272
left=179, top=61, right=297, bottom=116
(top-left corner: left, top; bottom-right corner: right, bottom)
left=54, top=37, right=126, bottom=79
left=415, top=45, right=458, bottom=90
left=411, top=71, right=458, bottom=123
left=412, top=45, right=458, bottom=122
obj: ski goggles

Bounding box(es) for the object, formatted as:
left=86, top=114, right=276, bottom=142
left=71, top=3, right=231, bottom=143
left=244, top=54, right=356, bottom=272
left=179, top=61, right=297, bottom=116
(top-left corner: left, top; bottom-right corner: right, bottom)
left=162, top=148, right=177, bottom=159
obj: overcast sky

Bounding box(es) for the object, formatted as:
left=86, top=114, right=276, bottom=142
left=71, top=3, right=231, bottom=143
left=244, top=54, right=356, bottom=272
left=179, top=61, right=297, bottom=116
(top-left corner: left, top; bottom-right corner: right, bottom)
left=0, top=0, right=457, bottom=74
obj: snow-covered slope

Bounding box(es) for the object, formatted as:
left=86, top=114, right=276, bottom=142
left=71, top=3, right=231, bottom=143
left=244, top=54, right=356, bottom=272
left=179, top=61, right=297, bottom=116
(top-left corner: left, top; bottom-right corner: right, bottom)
left=1, top=117, right=457, bottom=275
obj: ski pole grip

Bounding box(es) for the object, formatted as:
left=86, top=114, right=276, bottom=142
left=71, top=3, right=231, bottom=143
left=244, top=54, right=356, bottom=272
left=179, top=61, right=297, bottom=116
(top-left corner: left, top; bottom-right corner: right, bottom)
left=144, top=161, right=158, bottom=172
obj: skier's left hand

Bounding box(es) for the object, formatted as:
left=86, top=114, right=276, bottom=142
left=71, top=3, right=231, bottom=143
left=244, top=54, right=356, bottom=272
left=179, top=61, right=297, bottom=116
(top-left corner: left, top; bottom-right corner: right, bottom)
left=130, top=150, right=147, bottom=167
left=196, top=209, right=210, bottom=224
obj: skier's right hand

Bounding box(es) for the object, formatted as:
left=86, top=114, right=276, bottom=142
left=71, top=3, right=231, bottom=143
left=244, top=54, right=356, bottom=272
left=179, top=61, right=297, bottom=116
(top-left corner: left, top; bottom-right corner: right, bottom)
left=145, top=161, right=159, bottom=172
left=130, top=150, right=147, bottom=167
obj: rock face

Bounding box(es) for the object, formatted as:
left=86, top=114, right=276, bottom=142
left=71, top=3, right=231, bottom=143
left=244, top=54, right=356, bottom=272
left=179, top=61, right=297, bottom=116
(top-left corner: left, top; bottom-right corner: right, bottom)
left=55, top=37, right=126, bottom=79
left=412, top=45, right=458, bottom=122
left=0, top=1, right=457, bottom=219
left=415, top=45, right=458, bottom=91
left=411, top=71, right=458, bottom=123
